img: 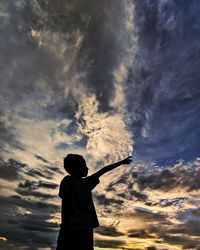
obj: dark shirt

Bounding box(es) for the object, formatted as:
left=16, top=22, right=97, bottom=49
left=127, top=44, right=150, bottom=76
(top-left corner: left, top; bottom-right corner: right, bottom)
left=59, top=174, right=100, bottom=230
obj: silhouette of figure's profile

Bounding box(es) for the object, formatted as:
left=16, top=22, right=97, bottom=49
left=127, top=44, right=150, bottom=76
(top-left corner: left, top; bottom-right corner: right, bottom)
left=56, top=153, right=132, bottom=250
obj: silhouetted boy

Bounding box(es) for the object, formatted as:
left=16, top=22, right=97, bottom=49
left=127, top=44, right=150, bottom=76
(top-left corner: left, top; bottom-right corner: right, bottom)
left=56, top=154, right=132, bottom=250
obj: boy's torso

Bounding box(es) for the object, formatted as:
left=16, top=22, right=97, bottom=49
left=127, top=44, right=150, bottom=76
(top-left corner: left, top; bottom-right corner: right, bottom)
left=59, top=175, right=100, bottom=229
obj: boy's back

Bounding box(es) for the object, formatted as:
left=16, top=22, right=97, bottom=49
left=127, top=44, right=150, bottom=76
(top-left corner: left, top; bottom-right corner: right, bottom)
left=59, top=174, right=100, bottom=230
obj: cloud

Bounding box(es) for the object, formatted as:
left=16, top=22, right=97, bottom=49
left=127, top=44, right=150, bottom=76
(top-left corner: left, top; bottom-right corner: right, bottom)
left=75, top=92, right=133, bottom=166
left=133, top=207, right=167, bottom=222
left=127, top=229, right=153, bottom=239
left=16, top=179, right=58, bottom=198
left=0, top=115, right=23, bottom=152
left=94, top=193, right=124, bottom=207
left=129, top=190, right=148, bottom=201
left=127, top=0, right=200, bottom=164
left=26, top=168, right=55, bottom=180
left=0, top=0, right=134, bottom=172
left=137, top=169, right=176, bottom=191
left=16, top=189, right=57, bottom=199
left=144, top=213, right=200, bottom=249
left=0, top=158, right=27, bottom=181
left=152, top=196, right=188, bottom=208
left=105, top=171, right=148, bottom=202
left=147, top=247, right=157, bottom=250
left=0, top=195, right=59, bottom=212
left=136, top=160, right=200, bottom=191
left=19, top=213, right=58, bottom=233
left=95, top=226, right=124, bottom=237
left=19, top=180, right=58, bottom=189
left=170, top=220, right=200, bottom=236
left=161, top=234, right=200, bottom=249
left=94, top=238, right=125, bottom=249
left=94, top=159, right=200, bottom=249
left=0, top=191, right=59, bottom=249
left=35, top=155, right=50, bottom=164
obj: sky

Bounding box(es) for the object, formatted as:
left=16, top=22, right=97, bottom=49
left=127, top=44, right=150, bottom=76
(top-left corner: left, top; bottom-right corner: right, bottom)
left=0, top=0, right=200, bottom=249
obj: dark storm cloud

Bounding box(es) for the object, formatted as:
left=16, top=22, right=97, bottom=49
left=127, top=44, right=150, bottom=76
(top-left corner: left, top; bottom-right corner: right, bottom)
left=147, top=247, right=157, bottom=250
left=133, top=207, right=166, bottom=222
left=0, top=0, right=81, bottom=146
left=0, top=0, right=79, bottom=176
left=147, top=216, right=200, bottom=249
left=106, top=174, right=148, bottom=201
left=0, top=193, right=59, bottom=248
left=136, top=161, right=200, bottom=191
left=0, top=115, right=24, bottom=152
left=129, top=190, right=148, bottom=201
left=35, top=154, right=49, bottom=163
left=19, top=213, right=58, bottom=233
left=127, top=229, right=154, bottom=239
left=0, top=1, right=62, bottom=115
left=0, top=224, right=57, bottom=250
left=169, top=220, right=200, bottom=236
left=0, top=0, right=128, bottom=122
left=18, top=180, right=58, bottom=189
left=94, top=238, right=125, bottom=249
left=0, top=158, right=27, bottom=180
left=75, top=1, right=128, bottom=110
left=95, top=226, right=124, bottom=237
left=16, top=179, right=58, bottom=198
left=16, top=188, right=57, bottom=199
left=2, top=212, right=57, bottom=234
left=26, top=167, right=55, bottom=179
left=0, top=0, right=131, bottom=174
left=137, top=169, right=176, bottom=190
left=0, top=194, right=59, bottom=212
left=192, top=207, right=200, bottom=216
left=49, top=165, right=63, bottom=174
left=104, top=159, right=199, bottom=205
left=152, top=196, right=188, bottom=207
left=38, top=180, right=58, bottom=189
left=128, top=0, right=200, bottom=164
left=0, top=192, right=59, bottom=249
left=36, top=0, right=129, bottom=110
left=162, top=234, right=200, bottom=249
left=94, top=193, right=124, bottom=207
left=106, top=171, right=130, bottom=190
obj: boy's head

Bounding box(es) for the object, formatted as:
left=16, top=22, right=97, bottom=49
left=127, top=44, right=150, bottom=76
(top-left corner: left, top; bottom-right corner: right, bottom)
left=63, top=154, right=88, bottom=177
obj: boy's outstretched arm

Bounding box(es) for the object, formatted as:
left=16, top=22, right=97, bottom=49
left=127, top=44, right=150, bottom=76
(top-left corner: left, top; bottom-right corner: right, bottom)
left=93, top=156, right=132, bottom=178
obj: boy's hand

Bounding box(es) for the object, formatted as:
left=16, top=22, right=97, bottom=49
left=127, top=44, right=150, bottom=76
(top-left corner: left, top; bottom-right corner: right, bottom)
left=121, top=156, right=132, bottom=165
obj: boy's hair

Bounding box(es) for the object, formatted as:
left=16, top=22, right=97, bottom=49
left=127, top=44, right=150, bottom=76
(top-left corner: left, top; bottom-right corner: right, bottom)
left=64, top=154, right=86, bottom=176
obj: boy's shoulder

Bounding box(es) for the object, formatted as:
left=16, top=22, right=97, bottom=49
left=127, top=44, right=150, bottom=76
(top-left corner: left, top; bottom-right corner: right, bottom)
left=60, top=175, right=72, bottom=186
left=83, top=174, right=100, bottom=190
left=62, top=175, right=71, bottom=181
left=59, top=175, right=72, bottom=198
